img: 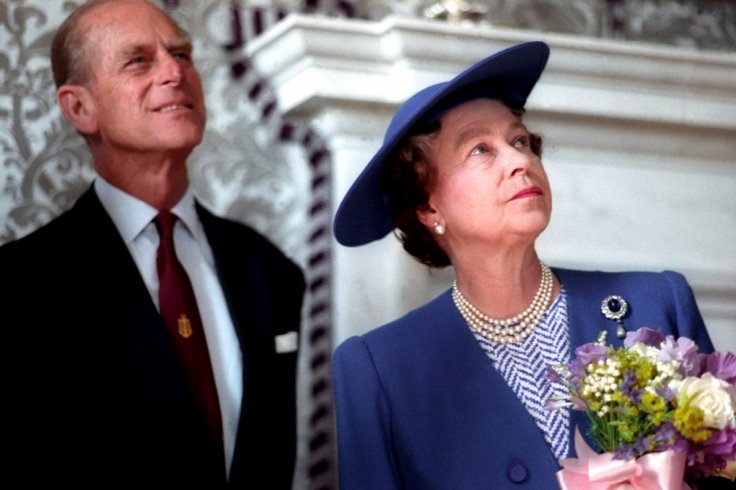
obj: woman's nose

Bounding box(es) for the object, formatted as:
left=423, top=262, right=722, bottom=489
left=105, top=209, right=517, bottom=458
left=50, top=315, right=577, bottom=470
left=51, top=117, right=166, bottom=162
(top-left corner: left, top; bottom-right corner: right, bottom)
left=502, top=145, right=533, bottom=177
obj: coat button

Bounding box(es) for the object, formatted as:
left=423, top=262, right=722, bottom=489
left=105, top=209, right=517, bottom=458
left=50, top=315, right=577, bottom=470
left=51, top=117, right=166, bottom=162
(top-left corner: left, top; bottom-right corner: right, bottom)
left=507, top=462, right=529, bottom=483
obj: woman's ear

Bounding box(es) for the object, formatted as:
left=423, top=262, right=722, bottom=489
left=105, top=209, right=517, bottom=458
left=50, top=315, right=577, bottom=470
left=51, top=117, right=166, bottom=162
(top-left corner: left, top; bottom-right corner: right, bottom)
left=56, top=84, right=97, bottom=135
left=417, top=204, right=440, bottom=232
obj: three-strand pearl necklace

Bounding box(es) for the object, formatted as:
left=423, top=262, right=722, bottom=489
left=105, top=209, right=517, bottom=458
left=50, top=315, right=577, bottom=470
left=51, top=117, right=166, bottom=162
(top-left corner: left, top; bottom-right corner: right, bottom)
left=452, top=261, right=554, bottom=344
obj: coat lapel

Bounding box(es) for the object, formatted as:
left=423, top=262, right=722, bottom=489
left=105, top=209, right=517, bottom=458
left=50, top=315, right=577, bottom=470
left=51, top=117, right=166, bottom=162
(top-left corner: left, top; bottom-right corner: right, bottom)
left=425, top=292, right=561, bottom=469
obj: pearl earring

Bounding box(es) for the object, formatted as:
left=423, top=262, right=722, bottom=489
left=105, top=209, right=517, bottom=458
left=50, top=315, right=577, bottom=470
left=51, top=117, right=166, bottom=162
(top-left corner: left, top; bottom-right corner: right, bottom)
left=433, top=221, right=445, bottom=235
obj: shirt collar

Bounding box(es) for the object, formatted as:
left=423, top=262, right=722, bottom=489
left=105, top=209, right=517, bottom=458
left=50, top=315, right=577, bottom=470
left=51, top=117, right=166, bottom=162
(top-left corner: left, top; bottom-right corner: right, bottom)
left=94, top=176, right=200, bottom=244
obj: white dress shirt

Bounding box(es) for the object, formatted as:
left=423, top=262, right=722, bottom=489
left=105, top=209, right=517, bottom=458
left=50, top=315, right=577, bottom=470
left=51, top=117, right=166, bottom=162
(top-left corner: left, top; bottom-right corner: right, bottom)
left=94, top=177, right=243, bottom=477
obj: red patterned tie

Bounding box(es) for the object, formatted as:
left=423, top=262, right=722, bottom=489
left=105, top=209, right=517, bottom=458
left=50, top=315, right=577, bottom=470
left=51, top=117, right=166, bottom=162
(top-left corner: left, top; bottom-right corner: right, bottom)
left=154, top=210, right=223, bottom=445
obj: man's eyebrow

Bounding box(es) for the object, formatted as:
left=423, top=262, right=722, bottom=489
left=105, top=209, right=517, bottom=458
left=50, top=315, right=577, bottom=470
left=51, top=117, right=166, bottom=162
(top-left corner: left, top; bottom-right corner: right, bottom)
left=168, top=36, right=193, bottom=52
left=116, top=35, right=192, bottom=58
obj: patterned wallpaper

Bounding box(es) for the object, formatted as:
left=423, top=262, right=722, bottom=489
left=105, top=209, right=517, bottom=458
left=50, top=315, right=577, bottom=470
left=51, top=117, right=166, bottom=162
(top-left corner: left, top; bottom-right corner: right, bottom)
left=1, top=2, right=93, bottom=244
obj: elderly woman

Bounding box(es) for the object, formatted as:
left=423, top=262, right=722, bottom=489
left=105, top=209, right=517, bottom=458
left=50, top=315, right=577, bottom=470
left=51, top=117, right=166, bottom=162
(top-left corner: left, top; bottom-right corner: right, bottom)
left=331, top=41, right=718, bottom=489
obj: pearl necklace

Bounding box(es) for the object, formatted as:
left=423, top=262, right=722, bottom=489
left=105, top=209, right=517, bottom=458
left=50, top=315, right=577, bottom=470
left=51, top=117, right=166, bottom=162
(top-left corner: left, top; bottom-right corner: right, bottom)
left=452, top=261, right=554, bottom=344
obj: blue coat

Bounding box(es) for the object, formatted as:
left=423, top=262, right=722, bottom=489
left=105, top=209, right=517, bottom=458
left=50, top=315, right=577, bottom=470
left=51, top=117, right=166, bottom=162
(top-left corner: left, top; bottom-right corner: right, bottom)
left=332, top=268, right=714, bottom=489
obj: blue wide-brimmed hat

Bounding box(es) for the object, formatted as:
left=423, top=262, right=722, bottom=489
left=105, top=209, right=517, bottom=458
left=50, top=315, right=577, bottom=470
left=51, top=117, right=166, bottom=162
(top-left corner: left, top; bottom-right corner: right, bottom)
left=333, top=40, right=550, bottom=246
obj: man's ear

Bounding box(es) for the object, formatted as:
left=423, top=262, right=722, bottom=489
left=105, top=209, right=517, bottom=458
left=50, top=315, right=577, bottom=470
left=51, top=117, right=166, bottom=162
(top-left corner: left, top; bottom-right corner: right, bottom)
left=56, top=84, right=97, bottom=135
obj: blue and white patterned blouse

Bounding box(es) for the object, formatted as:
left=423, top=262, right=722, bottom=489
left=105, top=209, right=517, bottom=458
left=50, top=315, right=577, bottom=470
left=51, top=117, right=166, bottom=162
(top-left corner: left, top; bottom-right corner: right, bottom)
left=471, top=287, right=571, bottom=459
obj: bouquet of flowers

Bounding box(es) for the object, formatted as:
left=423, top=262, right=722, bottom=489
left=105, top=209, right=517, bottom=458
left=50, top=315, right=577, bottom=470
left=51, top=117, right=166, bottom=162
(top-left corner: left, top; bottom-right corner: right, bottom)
left=546, top=327, right=736, bottom=489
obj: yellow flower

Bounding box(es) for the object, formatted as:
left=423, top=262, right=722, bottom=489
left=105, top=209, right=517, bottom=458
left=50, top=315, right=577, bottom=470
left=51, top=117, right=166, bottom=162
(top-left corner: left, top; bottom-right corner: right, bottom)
left=640, top=391, right=665, bottom=413
left=674, top=402, right=712, bottom=442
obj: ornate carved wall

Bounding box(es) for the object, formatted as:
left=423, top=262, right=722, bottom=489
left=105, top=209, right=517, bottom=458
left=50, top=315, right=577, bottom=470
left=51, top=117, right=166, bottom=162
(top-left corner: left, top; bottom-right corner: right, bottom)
left=356, top=0, right=736, bottom=52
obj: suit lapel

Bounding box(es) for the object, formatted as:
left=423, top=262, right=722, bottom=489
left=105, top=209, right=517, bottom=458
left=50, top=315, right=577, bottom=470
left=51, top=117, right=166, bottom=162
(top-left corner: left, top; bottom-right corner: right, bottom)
left=429, top=292, right=561, bottom=468
left=71, top=188, right=203, bottom=422
left=195, top=203, right=277, bottom=485
left=195, top=204, right=272, bottom=361
left=70, top=187, right=161, bottom=325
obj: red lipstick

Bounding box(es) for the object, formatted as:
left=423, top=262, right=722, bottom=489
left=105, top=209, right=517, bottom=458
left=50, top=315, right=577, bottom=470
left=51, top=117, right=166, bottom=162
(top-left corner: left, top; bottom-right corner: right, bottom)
left=512, top=186, right=542, bottom=200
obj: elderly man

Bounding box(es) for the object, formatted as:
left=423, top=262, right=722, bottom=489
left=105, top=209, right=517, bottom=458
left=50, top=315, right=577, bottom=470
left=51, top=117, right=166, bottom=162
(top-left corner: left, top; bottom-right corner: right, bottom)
left=0, top=1, right=305, bottom=488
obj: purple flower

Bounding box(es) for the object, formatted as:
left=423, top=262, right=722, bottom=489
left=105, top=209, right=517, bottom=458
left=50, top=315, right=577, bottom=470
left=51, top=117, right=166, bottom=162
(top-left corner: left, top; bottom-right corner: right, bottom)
left=621, top=370, right=642, bottom=403
left=624, top=327, right=665, bottom=348
left=620, top=370, right=635, bottom=391
left=702, top=351, right=736, bottom=386
left=653, top=422, right=677, bottom=444
left=701, top=426, right=736, bottom=457
left=567, top=359, right=586, bottom=388
left=575, top=343, right=608, bottom=365
left=546, top=365, right=563, bottom=383
left=658, top=335, right=701, bottom=376
left=629, top=389, right=643, bottom=405
left=670, top=436, right=689, bottom=454
left=569, top=394, right=587, bottom=410
left=685, top=426, right=736, bottom=481
left=544, top=398, right=571, bottom=411
left=614, top=443, right=637, bottom=460
left=634, top=435, right=652, bottom=455
left=620, top=370, right=637, bottom=394
left=655, top=384, right=676, bottom=402
left=651, top=422, right=689, bottom=454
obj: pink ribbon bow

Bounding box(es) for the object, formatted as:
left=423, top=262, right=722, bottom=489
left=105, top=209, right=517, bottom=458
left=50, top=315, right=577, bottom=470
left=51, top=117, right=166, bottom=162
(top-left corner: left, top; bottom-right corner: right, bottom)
left=556, top=429, right=691, bottom=490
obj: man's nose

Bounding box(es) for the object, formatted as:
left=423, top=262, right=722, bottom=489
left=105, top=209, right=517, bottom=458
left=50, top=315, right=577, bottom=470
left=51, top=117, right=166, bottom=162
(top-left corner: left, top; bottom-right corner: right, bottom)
left=155, top=52, right=183, bottom=86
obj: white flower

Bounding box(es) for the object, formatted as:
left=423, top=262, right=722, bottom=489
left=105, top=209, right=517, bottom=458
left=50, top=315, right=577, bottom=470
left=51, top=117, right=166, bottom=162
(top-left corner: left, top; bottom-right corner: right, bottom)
left=673, top=373, right=736, bottom=429
left=628, top=342, right=661, bottom=363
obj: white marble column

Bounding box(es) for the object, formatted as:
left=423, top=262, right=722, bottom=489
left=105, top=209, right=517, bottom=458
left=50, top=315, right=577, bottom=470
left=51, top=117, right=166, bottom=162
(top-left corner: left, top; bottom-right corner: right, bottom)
left=248, top=14, right=736, bottom=351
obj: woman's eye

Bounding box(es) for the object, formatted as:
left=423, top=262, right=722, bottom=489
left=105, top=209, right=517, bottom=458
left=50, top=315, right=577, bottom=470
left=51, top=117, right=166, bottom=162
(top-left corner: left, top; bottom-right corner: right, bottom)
left=513, top=136, right=530, bottom=149
left=470, top=144, right=488, bottom=156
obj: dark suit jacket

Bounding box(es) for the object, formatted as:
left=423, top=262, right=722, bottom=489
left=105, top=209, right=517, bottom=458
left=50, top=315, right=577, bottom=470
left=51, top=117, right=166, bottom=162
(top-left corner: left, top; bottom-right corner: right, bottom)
left=332, top=268, right=715, bottom=489
left=1, top=187, right=305, bottom=489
